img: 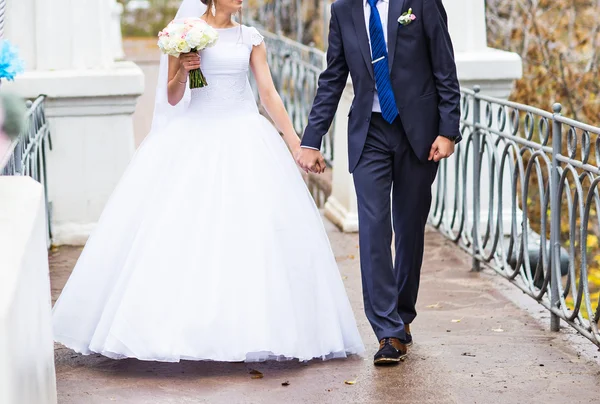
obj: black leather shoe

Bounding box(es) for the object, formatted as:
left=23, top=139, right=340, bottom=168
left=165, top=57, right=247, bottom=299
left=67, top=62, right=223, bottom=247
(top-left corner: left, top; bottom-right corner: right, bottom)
left=402, top=324, right=413, bottom=347
left=373, top=338, right=407, bottom=366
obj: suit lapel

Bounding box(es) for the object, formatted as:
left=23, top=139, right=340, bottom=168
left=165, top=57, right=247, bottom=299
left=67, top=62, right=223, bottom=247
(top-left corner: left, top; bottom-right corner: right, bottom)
left=387, top=0, right=405, bottom=70
left=352, top=0, right=374, bottom=80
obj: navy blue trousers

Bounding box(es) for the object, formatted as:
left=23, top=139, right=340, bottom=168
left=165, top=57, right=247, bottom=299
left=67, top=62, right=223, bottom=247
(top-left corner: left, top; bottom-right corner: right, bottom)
left=353, top=113, right=438, bottom=341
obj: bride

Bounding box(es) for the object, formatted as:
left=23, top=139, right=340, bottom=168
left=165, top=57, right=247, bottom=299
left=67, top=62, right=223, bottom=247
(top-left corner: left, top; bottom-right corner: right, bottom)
left=52, top=0, right=364, bottom=362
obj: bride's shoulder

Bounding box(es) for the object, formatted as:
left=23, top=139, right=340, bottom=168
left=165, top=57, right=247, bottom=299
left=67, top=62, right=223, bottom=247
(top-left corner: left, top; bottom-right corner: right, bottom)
left=240, top=25, right=265, bottom=47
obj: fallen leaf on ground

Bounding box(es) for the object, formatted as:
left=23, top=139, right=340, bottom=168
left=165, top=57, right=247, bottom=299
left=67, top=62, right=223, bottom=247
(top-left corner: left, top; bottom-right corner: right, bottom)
left=492, top=327, right=504, bottom=332
left=461, top=352, right=476, bottom=357
left=348, top=255, right=355, bottom=259
left=344, top=380, right=357, bottom=385
left=426, top=303, right=442, bottom=309
left=249, top=369, right=263, bottom=379
left=282, top=381, right=290, bottom=386
left=451, top=318, right=463, bottom=323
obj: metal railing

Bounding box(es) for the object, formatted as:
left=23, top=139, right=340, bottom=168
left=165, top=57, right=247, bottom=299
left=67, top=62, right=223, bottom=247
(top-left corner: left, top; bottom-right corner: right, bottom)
left=0, top=0, right=6, bottom=39
left=430, top=86, right=600, bottom=346
left=1, top=95, right=53, bottom=242
left=243, top=0, right=331, bottom=49
left=248, top=27, right=335, bottom=165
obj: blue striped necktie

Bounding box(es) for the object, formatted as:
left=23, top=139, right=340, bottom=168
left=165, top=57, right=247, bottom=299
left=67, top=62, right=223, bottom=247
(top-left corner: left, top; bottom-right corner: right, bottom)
left=367, top=0, right=398, bottom=124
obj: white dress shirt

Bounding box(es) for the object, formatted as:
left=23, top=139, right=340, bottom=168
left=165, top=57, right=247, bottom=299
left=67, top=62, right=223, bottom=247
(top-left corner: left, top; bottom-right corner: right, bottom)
left=364, top=0, right=389, bottom=113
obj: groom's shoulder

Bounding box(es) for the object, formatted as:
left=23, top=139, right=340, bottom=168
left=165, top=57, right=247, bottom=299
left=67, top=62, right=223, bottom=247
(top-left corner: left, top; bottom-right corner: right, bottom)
left=330, top=0, right=353, bottom=13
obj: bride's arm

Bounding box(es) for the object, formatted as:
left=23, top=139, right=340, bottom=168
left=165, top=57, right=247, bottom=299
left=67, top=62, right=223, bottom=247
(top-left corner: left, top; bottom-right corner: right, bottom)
left=167, top=54, right=201, bottom=106
left=250, top=43, right=302, bottom=157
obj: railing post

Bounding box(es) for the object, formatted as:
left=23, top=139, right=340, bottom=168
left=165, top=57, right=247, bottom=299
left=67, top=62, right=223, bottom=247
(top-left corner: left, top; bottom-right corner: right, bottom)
left=322, top=0, right=331, bottom=51
left=550, top=103, right=562, bottom=332
left=472, top=86, right=482, bottom=271
left=274, top=0, right=282, bottom=35
left=0, top=0, right=6, bottom=39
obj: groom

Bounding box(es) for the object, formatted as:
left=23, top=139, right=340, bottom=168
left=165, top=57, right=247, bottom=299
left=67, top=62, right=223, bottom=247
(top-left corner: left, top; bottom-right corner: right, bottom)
left=297, top=0, right=460, bottom=365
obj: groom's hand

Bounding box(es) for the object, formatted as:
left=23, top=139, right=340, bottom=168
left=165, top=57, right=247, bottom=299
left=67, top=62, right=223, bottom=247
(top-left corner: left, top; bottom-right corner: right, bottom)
left=296, top=148, right=326, bottom=174
left=428, top=136, right=455, bottom=162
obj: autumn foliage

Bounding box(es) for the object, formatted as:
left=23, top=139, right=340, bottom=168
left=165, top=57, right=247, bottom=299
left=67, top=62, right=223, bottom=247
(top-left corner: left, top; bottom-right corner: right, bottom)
left=486, top=0, right=600, bottom=314
left=486, top=0, right=600, bottom=123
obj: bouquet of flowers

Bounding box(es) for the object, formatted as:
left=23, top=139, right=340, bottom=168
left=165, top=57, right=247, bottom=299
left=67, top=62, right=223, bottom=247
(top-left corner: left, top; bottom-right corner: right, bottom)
left=0, top=40, right=25, bottom=82
left=158, top=18, right=218, bottom=89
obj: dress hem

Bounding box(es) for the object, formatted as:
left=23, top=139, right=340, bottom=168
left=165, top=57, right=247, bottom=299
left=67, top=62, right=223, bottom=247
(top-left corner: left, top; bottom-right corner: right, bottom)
left=54, top=335, right=365, bottom=363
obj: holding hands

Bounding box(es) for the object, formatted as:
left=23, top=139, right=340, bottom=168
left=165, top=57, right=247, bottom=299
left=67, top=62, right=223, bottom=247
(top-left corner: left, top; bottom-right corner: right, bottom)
left=295, top=147, right=326, bottom=174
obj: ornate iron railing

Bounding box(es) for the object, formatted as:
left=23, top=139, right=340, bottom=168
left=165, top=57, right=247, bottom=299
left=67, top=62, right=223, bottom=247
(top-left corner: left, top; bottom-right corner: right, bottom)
left=248, top=27, right=335, bottom=165
left=1, top=95, right=53, bottom=242
left=430, top=86, right=600, bottom=346
left=243, top=0, right=331, bottom=45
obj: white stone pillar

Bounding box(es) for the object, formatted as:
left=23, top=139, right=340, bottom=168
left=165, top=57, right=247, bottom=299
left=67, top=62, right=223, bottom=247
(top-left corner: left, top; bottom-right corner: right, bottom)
left=444, top=0, right=523, bottom=234
left=447, top=0, right=522, bottom=98
left=110, top=0, right=126, bottom=60
left=0, top=177, right=57, bottom=404
left=326, top=0, right=522, bottom=233
left=4, top=0, right=144, bottom=245
left=324, top=79, right=359, bottom=232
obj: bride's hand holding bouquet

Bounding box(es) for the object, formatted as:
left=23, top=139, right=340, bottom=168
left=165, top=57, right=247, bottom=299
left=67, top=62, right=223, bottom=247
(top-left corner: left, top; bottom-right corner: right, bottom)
left=158, top=18, right=218, bottom=88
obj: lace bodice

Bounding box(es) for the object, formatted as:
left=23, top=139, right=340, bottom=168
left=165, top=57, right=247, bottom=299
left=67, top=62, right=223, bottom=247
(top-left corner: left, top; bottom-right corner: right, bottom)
left=189, top=25, right=264, bottom=114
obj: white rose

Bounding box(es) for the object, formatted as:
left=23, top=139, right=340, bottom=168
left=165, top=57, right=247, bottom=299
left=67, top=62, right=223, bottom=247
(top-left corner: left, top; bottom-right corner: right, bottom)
left=169, top=23, right=186, bottom=37
left=185, top=29, right=205, bottom=49
left=189, top=25, right=206, bottom=35
left=165, top=38, right=178, bottom=53
left=157, top=37, right=167, bottom=52
left=205, top=30, right=219, bottom=47
left=175, top=38, right=191, bottom=53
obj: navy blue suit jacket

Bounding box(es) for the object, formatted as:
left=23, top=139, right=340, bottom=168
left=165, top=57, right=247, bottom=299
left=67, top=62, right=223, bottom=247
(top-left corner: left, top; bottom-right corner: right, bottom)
left=302, top=0, right=460, bottom=172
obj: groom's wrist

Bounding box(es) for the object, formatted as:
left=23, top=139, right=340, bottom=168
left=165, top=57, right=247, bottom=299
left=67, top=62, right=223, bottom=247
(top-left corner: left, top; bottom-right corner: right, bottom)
left=439, top=133, right=462, bottom=143
left=301, top=146, right=320, bottom=151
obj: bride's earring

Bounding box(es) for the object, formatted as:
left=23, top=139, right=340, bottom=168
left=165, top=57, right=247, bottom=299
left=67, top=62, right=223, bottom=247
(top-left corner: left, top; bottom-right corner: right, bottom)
left=211, top=1, right=216, bottom=16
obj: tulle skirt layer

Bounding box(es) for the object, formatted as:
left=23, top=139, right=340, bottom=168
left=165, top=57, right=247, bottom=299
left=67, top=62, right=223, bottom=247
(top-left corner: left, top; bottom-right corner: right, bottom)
left=52, top=107, right=364, bottom=362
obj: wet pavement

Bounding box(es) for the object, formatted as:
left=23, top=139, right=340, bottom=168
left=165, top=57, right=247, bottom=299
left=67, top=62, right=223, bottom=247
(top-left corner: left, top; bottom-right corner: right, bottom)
left=50, top=222, right=600, bottom=404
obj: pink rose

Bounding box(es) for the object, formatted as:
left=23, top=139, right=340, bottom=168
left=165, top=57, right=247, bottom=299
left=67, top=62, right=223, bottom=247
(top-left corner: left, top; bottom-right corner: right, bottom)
left=410, top=14, right=416, bottom=20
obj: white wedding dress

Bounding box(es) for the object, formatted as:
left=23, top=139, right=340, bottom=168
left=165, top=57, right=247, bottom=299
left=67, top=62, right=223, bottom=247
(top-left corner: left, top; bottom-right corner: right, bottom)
left=52, top=25, right=364, bottom=363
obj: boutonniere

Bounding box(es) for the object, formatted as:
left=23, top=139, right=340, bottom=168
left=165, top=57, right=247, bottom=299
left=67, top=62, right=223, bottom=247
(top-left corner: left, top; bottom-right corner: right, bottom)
left=398, top=8, right=416, bottom=26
